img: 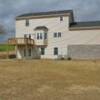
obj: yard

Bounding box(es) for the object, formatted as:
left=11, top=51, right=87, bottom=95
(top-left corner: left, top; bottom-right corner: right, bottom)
left=0, top=44, right=15, bottom=59
left=0, top=44, right=14, bottom=52
left=0, top=60, right=100, bottom=100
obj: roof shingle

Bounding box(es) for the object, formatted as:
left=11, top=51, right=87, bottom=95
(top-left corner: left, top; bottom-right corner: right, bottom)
left=17, top=10, right=73, bottom=18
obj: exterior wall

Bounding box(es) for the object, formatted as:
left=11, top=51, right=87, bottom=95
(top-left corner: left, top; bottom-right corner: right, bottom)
left=63, top=29, right=100, bottom=59
left=68, top=45, right=100, bottom=60
left=16, top=16, right=69, bottom=38
left=16, top=16, right=69, bottom=59
left=16, top=14, right=100, bottom=59
left=16, top=46, right=40, bottom=59
left=68, top=30, right=100, bottom=45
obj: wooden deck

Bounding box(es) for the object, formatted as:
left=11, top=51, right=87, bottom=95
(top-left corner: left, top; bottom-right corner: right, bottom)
left=8, top=38, right=34, bottom=46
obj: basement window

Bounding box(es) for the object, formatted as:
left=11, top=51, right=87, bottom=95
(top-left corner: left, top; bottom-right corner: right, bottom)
left=41, top=48, right=45, bottom=55
left=54, top=47, right=58, bottom=55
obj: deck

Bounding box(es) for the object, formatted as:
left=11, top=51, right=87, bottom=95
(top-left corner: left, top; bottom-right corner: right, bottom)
left=8, top=38, right=34, bottom=46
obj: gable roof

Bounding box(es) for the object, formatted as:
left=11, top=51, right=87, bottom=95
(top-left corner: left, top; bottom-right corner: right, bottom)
left=16, top=10, right=74, bottom=21
left=16, top=10, right=100, bottom=30
left=70, top=21, right=100, bottom=30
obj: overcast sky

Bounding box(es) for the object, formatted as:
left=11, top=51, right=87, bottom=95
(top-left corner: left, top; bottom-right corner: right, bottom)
left=0, top=0, right=100, bottom=42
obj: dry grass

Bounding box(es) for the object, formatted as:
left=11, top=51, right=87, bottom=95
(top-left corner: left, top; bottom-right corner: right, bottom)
left=0, top=60, right=100, bottom=100
left=0, top=51, right=15, bottom=59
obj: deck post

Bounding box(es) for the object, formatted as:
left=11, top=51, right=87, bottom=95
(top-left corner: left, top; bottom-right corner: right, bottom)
left=15, top=38, right=18, bottom=59
left=25, top=38, right=28, bottom=59
left=7, top=40, right=9, bottom=59
left=7, top=38, right=34, bottom=59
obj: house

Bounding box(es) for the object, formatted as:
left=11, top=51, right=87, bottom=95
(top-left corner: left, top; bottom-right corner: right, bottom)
left=8, top=10, right=100, bottom=60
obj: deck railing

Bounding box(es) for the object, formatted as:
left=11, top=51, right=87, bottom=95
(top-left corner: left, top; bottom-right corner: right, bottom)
left=8, top=38, right=34, bottom=45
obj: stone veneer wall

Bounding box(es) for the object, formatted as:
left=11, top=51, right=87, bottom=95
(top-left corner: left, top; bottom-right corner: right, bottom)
left=68, top=45, right=100, bottom=60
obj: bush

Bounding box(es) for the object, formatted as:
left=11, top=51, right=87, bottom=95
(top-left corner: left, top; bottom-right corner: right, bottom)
left=67, top=57, right=72, bottom=60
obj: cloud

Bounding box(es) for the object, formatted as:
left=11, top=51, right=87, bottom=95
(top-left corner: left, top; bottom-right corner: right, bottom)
left=0, top=0, right=100, bottom=42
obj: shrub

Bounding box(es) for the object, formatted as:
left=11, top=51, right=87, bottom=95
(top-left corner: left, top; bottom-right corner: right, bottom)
left=67, top=57, right=72, bottom=60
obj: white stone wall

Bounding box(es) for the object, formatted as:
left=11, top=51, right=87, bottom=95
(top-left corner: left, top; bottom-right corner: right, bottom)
left=68, top=45, right=100, bottom=60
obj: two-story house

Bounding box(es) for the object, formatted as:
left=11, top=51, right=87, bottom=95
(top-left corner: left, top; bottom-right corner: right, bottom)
left=9, top=10, right=100, bottom=59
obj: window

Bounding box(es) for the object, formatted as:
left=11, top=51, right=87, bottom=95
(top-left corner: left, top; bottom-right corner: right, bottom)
left=40, top=33, right=42, bottom=39
left=44, top=33, right=47, bottom=39
left=24, top=49, right=26, bottom=57
left=37, top=33, right=43, bottom=40
left=37, top=33, right=40, bottom=39
left=28, top=48, right=31, bottom=56
left=54, top=47, right=58, bottom=55
left=54, top=32, right=62, bottom=38
left=54, top=33, right=57, bottom=38
left=26, top=19, right=29, bottom=26
left=29, top=34, right=31, bottom=39
left=60, top=16, right=63, bottom=21
left=58, top=32, right=61, bottom=37
left=41, top=48, right=45, bottom=55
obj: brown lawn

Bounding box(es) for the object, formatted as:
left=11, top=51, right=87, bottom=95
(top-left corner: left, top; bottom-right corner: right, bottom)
left=0, top=60, right=100, bottom=100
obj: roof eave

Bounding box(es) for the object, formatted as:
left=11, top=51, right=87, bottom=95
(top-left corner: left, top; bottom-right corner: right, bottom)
left=16, top=13, right=71, bottom=20
left=69, top=26, right=100, bottom=31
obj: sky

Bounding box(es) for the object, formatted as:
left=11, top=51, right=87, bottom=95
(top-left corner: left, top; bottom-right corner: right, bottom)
left=0, top=0, right=100, bottom=43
